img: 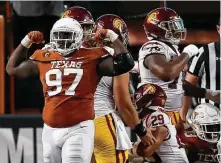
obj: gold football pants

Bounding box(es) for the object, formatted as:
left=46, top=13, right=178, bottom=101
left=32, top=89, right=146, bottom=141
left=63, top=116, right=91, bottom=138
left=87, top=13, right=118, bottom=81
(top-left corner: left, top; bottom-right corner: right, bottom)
left=91, top=113, right=129, bottom=163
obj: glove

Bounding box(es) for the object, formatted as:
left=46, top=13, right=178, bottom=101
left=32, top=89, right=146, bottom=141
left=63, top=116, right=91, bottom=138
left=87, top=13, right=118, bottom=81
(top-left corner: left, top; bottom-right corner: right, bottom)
left=182, top=44, right=199, bottom=58
left=21, top=31, right=44, bottom=48
left=94, top=29, right=118, bottom=42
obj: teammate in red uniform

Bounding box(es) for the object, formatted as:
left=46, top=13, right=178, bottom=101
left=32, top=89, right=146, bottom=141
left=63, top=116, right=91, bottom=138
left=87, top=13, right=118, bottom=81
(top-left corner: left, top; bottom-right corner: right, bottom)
left=179, top=103, right=220, bottom=163
left=6, top=18, right=134, bottom=163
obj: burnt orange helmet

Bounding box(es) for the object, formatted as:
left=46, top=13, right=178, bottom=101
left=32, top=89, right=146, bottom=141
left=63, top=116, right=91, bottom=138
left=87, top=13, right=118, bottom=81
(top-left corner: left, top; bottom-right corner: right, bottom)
left=143, top=7, right=186, bottom=45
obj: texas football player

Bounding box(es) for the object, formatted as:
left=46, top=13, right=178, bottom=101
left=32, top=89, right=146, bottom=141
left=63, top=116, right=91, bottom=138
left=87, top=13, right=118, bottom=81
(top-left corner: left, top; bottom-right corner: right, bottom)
left=138, top=7, right=199, bottom=132
left=130, top=83, right=189, bottom=163
left=179, top=103, right=221, bottom=163
left=91, top=14, right=156, bottom=163
left=6, top=18, right=134, bottom=163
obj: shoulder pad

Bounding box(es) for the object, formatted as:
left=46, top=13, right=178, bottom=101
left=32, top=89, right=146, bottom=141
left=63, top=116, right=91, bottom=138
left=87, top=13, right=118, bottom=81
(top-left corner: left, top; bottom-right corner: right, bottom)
left=30, top=50, right=63, bottom=62
left=139, top=41, right=167, bottom=60
left=141, top=41, right=166, bottom=53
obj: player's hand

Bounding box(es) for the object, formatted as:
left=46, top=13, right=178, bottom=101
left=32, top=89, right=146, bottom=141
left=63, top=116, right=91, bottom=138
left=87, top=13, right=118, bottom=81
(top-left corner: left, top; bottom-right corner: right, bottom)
left=21, top=31, right=45, bottom=48
left=182, top=44, right=199, bottom=58
left=139, top=127, right=156, bottom=145
left=205, top=89, right=221, bottom=104
left=27, top=31, right=44, bottom=44
left=94, top=29, right=118, bottom=42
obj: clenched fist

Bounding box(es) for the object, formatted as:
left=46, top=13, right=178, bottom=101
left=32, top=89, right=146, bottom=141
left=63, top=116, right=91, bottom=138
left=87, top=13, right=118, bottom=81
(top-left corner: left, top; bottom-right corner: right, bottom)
left=21, top=31, right=44, bottom=48
left=27, top=31, right=44, bottom=44
left=94, top=29, right=108, bottom=40
left=94, top=29, right=118, bottom=42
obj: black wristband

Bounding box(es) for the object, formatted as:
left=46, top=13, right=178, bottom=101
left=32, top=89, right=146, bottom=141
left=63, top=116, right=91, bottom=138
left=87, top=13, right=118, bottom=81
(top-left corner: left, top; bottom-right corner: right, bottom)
left=132, top=121, right=147, bottom=137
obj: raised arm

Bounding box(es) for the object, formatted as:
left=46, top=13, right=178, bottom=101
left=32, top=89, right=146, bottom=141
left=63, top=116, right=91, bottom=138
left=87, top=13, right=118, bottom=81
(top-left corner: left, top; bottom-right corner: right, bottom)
left=95, top=29, right=134, bottom=76
left=145, top=44, right=199, bottom=82
left=143, top=44, right=198, bottom=82
left=6, top=31, right=44, bottom=78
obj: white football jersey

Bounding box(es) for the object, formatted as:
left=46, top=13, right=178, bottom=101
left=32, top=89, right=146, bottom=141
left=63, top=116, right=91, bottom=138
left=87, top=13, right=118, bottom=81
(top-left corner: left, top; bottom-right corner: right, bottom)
left=138, top=40, right=184, bottom=111
left=143, top=110, right=189, bottom=163
left=94, top=76, right=115, bottom=118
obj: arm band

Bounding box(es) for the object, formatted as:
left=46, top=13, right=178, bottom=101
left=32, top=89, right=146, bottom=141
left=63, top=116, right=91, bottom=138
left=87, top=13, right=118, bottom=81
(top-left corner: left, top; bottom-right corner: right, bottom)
left=183, top=80, right=206, bottom=98
left=113, top=52, right=135, bottom=76
left=132, top=121, right=147, bottom=137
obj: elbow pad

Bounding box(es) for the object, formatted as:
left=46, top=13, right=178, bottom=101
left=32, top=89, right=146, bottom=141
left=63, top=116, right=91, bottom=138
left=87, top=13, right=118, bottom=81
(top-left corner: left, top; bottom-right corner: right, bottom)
left=113, top=53, right=135, bottom=76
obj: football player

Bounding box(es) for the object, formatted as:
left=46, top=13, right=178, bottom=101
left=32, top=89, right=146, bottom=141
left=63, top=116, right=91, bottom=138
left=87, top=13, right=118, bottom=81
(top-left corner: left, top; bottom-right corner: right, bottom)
left=91, top=14, right=155, bottom=163
left=61, top=6, right=95, bottom=43
left=179, top=103, right=221, bottom=163
left=130, top=83, right=189, bottom=163
left=138, top=7, right=199, bottom=132
left=6, top=18, right=135, bottom=163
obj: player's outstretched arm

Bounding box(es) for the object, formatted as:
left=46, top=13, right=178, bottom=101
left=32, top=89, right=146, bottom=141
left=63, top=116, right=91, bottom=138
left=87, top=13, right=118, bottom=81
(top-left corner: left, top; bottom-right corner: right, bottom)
left=113, top=73, right=156, bottom=145
left=95, top=29, right=134, bottom=76
left=144, top=44, right=198, bottom=82
left=6, top=31, right=44, bottom=78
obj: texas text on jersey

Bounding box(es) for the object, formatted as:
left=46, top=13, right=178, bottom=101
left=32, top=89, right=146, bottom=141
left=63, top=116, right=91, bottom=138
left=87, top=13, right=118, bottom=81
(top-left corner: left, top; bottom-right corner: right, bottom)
left=138, top=40, right=184, bottom=111
left=30, top=47, right=107, bottom=127
left=179, top=129, right=218, bottom=163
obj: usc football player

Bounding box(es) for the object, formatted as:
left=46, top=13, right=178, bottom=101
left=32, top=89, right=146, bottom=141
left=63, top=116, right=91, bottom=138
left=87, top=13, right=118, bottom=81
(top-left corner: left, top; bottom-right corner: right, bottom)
left=130, top=83, right=189, bottom=163
left=138, top=7, right=200, bottom=133
left=6, top=18, right=134, bottom=163
left=90, top=14, right=156, bottom=163
left=61, top=6, right=97, bottom=48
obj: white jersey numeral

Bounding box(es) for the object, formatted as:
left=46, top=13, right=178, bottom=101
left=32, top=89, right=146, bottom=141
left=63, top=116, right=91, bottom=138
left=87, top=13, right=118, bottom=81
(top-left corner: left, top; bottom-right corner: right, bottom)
left=45, top=68, right=83, bottom=96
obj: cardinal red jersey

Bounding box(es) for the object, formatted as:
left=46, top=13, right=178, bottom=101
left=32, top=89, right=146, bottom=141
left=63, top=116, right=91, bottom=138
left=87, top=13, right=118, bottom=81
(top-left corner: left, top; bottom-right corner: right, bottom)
left=179, top=128, right=218, bottom=163
left=30, top=48, right=108, bottom=128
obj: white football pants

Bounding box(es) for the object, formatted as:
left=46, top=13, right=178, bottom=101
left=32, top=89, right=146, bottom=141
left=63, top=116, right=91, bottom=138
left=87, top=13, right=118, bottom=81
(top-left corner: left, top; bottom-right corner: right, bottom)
left=42, top=120, right=94, bottom=163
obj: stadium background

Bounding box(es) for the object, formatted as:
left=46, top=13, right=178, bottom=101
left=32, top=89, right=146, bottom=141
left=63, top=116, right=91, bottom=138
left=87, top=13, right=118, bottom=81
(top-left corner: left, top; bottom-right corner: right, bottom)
left=0, top=1, right=219, bottom=163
